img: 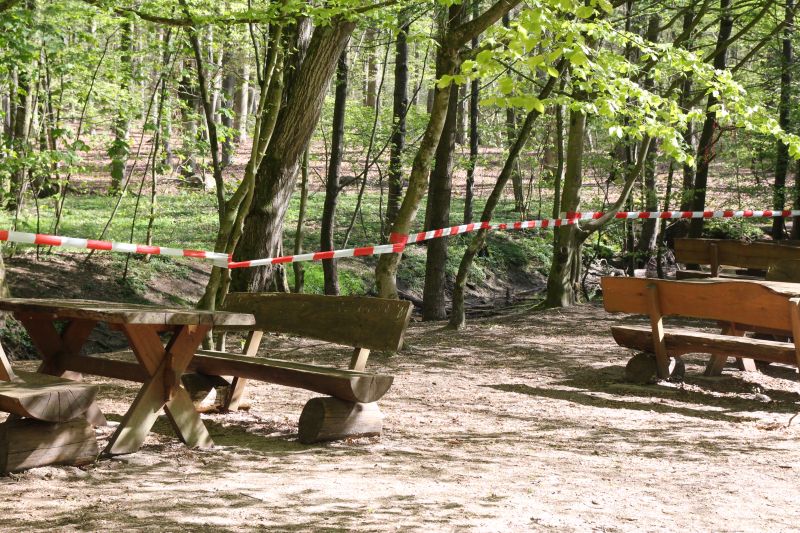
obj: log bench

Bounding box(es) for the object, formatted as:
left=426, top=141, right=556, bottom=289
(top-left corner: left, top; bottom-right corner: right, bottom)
left=0, top=343, right=98, bottom=472
left=601, top=276, right=800, bottom=382
left=674, top=238, right=800, bottom=280
left=187, top=293, right=413, bottom=443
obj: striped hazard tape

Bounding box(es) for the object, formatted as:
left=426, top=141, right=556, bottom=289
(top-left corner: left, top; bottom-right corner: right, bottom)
left=0, top=229, right=230, bottom=263
left=3, top=208, right=798, bottom=269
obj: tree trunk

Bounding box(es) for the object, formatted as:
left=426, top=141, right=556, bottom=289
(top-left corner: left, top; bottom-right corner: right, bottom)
left=772, top=0, right=794, bottom=240
left=689, top=0, right=733, bottom=239
left=321, top=49, right=349, bottom=296
left=109, top=21, right=132, bottom=195
left=464, top=0, right=480, bottom=224
left=364, top=28, right=378, bottom=109
left=293, top=149, right=309, bottom=293
left=386, top=12, right=410, bottom=236
left=375, top=0, right=523, bottom=299
left=502, top=13, right=525, bottom=216
left=233, top=63, right=250, bottom=143
left=545, top=107, right=587, bottom=307
left=231, top=19, right=356, bottom=293
left=221, top=50, right=237, bottom=168
left=422, top=11, right=462, bottom=320
left=178, top=69, right=201, bottom=187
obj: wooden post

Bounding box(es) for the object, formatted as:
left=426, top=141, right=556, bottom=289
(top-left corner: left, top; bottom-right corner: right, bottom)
left=709, top=242, right=720, bottom=277
left=0, top=342, right=16, bottom=382
left=224, top=329, right=263, bottom=411
left=349, top=347, right=370, bottom=371
left=789, top=298, right=800, bottom=372
left=645, top=283, right=671, bottom=379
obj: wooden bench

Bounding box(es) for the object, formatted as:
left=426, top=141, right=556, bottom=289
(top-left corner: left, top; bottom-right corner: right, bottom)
left=0, top=343, right=99, bottom=472
left=674, top=238, right=800, bottom=279
left=187, top=293, right=413, bottom=443
left=601, top=276, right=800, bottom=382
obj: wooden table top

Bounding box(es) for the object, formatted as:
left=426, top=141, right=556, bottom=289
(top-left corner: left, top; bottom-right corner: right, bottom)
left=0, top=298, right=256, bottom=327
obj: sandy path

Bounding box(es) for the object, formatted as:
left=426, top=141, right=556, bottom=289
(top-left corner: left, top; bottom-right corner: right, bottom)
left=0, top=304, right=798, bottom=532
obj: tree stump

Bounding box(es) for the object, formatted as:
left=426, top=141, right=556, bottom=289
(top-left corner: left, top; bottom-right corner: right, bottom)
left=298, top=397, right=383, bottom=444
left=0, top=417, right=98, bottom=473
left=625, top=352, right=685, bottom=384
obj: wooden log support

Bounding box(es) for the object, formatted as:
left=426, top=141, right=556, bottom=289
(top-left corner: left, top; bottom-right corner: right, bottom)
left=790, top=298, right=800, bottom=373
left=181, top=373, right=231, bottom=412
left=0, top=371, right=98, bottom=423
left=298, top=397, right=383, bottom=444
left=0, top=417, right=98, bottom=473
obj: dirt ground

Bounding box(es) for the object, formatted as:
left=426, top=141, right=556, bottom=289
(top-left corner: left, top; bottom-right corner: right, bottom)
left=0, top=301, right=798, bottom=532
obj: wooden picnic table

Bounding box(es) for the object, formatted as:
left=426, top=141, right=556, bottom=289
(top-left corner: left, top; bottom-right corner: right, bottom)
left=0, top=298, right=255, bottom=455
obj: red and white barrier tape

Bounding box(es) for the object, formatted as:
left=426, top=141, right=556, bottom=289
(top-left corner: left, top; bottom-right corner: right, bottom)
left=4, top=208, right=798, bottom=269
left=0, top=229, right=230, bottom=263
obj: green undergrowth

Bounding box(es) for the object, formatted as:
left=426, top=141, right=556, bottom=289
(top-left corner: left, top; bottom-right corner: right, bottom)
left=0, top=189, right=555, bottom=300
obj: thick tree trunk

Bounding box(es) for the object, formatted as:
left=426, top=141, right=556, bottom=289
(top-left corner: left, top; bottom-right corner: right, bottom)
left=321, top=49, right=349, bottom=296
left=772, top=0, right=794, bottom=240
left=386, top=13, right=410, bottom=236
left=422, top=20, right=462, bottom=320
left=545, top=108, right=587, bottom=307
left=231, top=20, right=355, bottom=293
left=9, top=66, right=31, bottom=211
left=689, top=0, right=733, bottom=238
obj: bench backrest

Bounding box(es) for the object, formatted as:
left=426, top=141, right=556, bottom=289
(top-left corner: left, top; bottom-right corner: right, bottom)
left=601, top=276, right=795, bottom=332
left=674, top=238, right=800, bottom=270
left=221, top=293, right=413, bottom=351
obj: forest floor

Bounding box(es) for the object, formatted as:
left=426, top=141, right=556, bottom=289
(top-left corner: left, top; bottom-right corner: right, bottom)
left=0, top=255, right=799, bottom=531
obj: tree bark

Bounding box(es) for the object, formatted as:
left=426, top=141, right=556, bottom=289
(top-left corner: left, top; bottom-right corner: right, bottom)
left=423, top=6, right=463, bottom=320
left=464, top=0, right=480, bottom=224
left=386, top=12, right=410, bottom=236
left=109, top=21, right=132, bottom=195
left=772, top=0, right=794, bottom=240
left=364, top=28, right=378, bottom=109
left=688, top=0, right=733, bottom=238
left=221, top=49, right=237, bottom=167
left=321, top=49, right=349, bottom=296
left=231, top=19, right=356, bottom=293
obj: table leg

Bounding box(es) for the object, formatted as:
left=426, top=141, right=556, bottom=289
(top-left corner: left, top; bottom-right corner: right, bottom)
left=106, top=324, right=212, bottom=455
left=17, top=316, right=108, bottom=426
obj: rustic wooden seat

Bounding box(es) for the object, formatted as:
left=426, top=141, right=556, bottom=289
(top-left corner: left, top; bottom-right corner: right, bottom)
left=601, top=276, right=800, bottom=380
left=188, top=293, right=413, bottom=443
left=0, top=343, right=99, bottom=472
left=675, top=238, right=800, bottom=279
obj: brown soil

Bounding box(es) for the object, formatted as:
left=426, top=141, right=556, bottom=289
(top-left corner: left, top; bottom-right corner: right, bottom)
left=0, top=290, right=798, bottom=530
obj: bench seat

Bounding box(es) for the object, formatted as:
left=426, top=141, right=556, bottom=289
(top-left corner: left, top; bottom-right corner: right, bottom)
left=611, top=325, right=797, bottom=366
left=0, top=371, right=98, bottom=423
left=189, top=351, right=393, bottom=404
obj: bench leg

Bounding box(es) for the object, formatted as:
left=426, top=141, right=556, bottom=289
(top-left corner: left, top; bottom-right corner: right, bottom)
left=704, top=355, right=728, bottom=376
left=224, top=377, right=249, bottom=411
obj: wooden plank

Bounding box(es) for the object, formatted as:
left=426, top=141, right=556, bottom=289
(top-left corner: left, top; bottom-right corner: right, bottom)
left=610, top=325, right=797, bottom=366
left=0, top=371, right=97, bottom=422
left=349, top=348, right=371, bottom=372
left=675, top=238, right=800, bottom=271
left=221, top=293, right=412, bottom=351
left=766, top=259, right=800, bottom=282
left=65, top=355, right=148, bottom=382
left=163, top=388, right=214, bottom=448
left=0, top=298, right=254, bottom=327
left=189, top=352, right=394, bottom=403
left=602, top=277, right=796, bottom=332
left=0, top=417, right=98, bottom=473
